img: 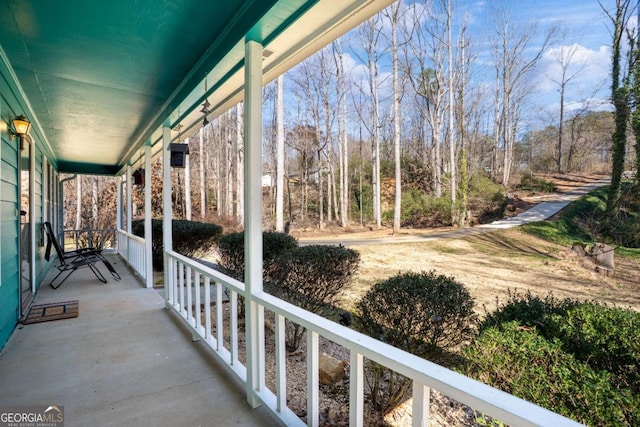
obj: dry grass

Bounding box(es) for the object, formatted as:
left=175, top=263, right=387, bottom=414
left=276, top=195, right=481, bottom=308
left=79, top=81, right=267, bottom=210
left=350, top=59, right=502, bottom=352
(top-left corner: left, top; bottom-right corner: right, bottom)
left=339, top=228, right=640, bottom=316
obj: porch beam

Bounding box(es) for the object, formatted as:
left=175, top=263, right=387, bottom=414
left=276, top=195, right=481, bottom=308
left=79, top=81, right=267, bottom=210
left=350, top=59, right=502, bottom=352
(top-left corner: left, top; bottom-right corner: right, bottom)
left=244, top=38, right=265, bottom=408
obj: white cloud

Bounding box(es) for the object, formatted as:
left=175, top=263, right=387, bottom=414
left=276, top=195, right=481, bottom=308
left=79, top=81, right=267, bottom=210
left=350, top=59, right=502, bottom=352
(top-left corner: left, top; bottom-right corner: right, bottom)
left=533, top=43, right=610, bottom=103
left=343, top=53, right=369, bottom=84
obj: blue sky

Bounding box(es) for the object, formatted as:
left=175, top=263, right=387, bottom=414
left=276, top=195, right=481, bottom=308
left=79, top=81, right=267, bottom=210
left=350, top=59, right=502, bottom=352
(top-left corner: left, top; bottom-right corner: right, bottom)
left=465, top=0, right=616, bottom=122
left=283, top=1, right=622, bottom=134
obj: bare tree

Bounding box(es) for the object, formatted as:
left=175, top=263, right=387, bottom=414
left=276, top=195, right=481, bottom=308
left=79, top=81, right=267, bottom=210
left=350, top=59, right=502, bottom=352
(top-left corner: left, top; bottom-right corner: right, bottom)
left=333, top=39, right=349, bottom=227
left=489, top=2, right=555, bottom=185
left=383, top=2, right=404, bottom=234
left=548, top=42, right=587, bottom=173
left=600, top=0, right=634, bottom=215
left=405, top=2, right=447, bottom=197
left=226, top=111, right=234, bottom=217
left=446, top=0, right=456, bottom=204
left=236, top=103, right=244, bottom=224
left=456, top=24, right=471, bottom=225
left=290, top=47, right=338, bottom=228
left=358, top=15, right=383, bottom=228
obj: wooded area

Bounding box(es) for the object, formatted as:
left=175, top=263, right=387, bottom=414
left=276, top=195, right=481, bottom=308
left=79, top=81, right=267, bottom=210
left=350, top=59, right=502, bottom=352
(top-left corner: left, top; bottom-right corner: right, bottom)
left=62, top=0, right=638, bottom=234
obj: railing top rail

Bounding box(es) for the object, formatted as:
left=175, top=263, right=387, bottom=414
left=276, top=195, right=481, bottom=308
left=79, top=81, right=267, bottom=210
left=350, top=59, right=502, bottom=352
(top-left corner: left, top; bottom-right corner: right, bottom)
left=254, top=290, right=582, bottom=427
left=116, top=228, right=145, bottom=244
left=167, top=250, right=245, bottom=294
left=64, top=227, right=116, bottom=232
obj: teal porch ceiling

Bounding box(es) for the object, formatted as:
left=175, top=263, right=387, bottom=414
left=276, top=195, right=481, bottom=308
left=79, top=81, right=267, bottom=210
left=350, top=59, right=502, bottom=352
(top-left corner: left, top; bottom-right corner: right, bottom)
left=0, top=0, right=393, bottom=175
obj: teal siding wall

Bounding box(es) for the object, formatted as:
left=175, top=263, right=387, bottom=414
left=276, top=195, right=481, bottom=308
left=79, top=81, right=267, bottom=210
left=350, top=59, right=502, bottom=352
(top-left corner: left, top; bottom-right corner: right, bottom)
left=0, top=51, right=56, bottom=349
left=0, top=131, right=19, bottom=347
left=34, top=145, right=44, bottom=282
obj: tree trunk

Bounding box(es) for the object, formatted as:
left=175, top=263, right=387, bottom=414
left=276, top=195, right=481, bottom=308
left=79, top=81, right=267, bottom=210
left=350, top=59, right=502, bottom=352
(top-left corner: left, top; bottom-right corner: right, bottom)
left=605, top=0, right=632, bottom=216
left=558, top=82, right=565, bottom=173
left=236, top=103, right=244, bottom=224
left=447, top=0, right=456, bottom=205
left=458, top=28, right=468, bottom=226
left=434, top=130, right=442, bottom=196
left=334, top=39, right=349, bottom=227
left=317, top=148, right=324, bottom=229
left=391, top=2, right=402, bottom=234
left=226, top=114, right=233, bottom=217
left=330, top=164, right=339, bottom=221
left=215, top=122, right=222, bottom=216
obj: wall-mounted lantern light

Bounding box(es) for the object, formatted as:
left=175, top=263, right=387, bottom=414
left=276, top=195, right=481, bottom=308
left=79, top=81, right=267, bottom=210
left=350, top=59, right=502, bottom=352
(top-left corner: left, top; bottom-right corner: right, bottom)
left=9, top=114, right=31, bottom=150
left=168, top=143, right=189, bottom=168
left=132, top=168, right=145, bottom=186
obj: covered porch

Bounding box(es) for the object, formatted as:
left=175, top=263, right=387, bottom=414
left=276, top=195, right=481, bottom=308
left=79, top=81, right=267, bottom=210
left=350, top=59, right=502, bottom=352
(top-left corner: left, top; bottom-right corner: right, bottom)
left=0, top=0, right=585, bottom=425
left=0, top=252, right=278, bottom=426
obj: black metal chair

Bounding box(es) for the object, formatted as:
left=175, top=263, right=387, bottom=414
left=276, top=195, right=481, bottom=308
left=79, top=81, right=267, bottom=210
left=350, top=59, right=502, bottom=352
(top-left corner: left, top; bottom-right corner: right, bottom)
left=43, top=222, right=121, bottom=289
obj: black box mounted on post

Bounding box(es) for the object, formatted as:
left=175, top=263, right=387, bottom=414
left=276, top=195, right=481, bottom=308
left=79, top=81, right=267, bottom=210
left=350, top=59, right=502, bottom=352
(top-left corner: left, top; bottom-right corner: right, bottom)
left=169, top=143, right=190, bottom=168
left=132, top=168, right=145, bottom=186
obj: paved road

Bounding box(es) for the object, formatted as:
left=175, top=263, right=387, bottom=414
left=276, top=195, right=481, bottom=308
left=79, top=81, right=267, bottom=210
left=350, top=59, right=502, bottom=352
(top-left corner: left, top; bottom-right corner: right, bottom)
left=299, top=177, right=611, bottom=247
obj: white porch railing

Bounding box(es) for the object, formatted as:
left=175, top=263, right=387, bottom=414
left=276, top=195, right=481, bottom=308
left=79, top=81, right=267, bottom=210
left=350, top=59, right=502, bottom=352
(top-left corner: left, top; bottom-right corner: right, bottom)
left=117, top=229, right=147, bottom=280
left=63, top=227, right=117, bottom=252
left=164, top=250, right=583, bottom=427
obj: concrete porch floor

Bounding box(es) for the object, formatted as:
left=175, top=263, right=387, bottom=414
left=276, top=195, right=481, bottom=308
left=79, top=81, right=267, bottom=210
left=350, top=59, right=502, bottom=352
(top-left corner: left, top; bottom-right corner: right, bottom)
left=0, top=253, right=279, bottom=427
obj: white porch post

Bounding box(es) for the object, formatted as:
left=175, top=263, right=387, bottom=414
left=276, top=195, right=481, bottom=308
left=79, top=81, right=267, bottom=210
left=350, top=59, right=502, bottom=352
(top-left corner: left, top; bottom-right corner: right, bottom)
left=29, top=140, right=36, bottom=292
left=116, top=176, right=122, bottom=231
left=244, top=38, right=265, bottom=408
left=144, top=142, right=153, bottom=288
left=162, top=125, right=173, bottom=302
left=125, top=163, right=133, bottom=234
left=116, top=175, right=122, bottom=256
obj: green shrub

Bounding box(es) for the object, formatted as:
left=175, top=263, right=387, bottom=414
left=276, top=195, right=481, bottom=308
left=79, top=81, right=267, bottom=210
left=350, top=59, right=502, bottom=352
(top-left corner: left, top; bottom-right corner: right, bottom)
left=462, top=322, right=640, bottom=426
left=216, top=232, right=245, bottom=280
left=216, top=231, right=298, bottom=281
left=468, top=174, right=507, bottom=223
left=517, top=173, right=557, bottom=192
left=390, top=173, right=507, bottom=227
left=131, top=219, right=222, bottom=270
left=357, top=271, right=477, bottom=413
left=397, top=187, right=453, bottom=227
left=546, top=302, right=640, bottom=394
left=474, top=292, right=640, bottom=424
left=359, top=270, right=477, bottom=358
left=480, top=289, right=577, bottom=333
left=483, top=291, right=640, bottom=393
left=216, top=231, right=297, bottom=318
left=268, top=245, right=360, bottom=351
